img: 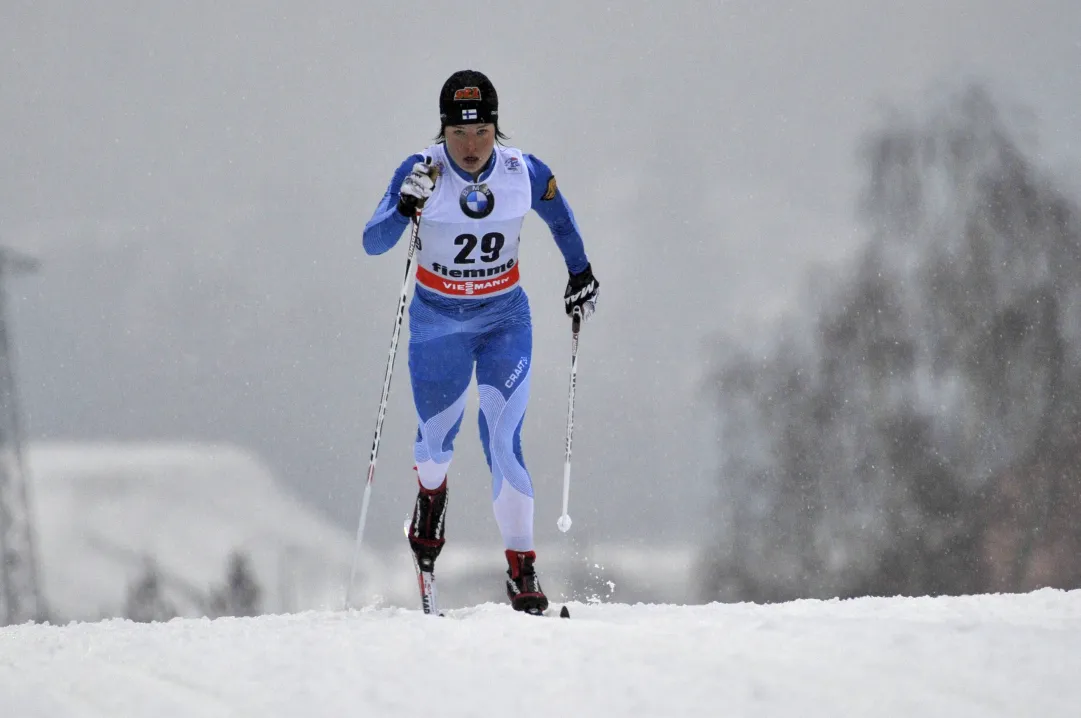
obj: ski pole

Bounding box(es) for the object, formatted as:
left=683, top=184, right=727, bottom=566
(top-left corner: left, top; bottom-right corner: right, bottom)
left=556, top=306, right=582, bottom=533
left=345, top=212, right=424, bottom=609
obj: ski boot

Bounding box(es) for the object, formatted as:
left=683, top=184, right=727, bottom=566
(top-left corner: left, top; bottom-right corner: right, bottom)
left=407, top=478, right=447, bottom=615
left=505, top=549, right=549, bottom=615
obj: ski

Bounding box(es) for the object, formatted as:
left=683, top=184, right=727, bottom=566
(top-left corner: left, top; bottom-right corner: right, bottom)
left=405, top=516, right=442, bottom=616
left=410, top=550, right=441, bottom=616
left=523, top=604, right=571, bottom=618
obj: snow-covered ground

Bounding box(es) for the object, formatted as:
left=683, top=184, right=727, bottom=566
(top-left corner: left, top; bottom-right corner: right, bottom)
left=2, top=589, right=1079, bottom=717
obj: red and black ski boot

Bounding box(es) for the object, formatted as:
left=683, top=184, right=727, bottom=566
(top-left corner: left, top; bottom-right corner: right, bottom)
left=407, top=478, right=447, bottom=615
left=505, top=549, right=549, bottom=615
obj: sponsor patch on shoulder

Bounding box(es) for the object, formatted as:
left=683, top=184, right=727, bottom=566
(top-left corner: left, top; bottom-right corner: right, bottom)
left=504, top=155, right=522, bottom=173
left=541, top=175, right=558, bottom=201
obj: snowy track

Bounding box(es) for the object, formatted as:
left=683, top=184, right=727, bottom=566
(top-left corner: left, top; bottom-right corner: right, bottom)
left=2, top=590, right=1080, bottom=717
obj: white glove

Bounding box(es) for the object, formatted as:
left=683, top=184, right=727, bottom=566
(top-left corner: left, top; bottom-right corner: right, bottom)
left=397, top=160, right=436, bottom=216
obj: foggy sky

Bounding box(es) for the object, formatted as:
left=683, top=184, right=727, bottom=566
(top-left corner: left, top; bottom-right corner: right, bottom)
left=2, top=1, right=1080, bottom=552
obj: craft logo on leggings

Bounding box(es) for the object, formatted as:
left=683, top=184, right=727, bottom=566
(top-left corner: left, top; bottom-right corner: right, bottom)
left=505, top=357, right=529, bottom=389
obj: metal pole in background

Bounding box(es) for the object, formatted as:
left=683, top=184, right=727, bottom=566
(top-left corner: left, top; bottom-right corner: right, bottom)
left=0, top=246, right=44, bottom=626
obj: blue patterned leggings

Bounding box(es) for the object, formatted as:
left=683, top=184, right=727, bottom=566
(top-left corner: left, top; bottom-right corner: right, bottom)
left=407, top=288, right=535, bottom=551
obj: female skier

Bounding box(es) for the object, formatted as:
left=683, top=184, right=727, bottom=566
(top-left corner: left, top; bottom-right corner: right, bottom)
left=363, top=69, right=599, bottom=613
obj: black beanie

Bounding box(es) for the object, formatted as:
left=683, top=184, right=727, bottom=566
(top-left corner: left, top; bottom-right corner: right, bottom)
left=439, top=70, right=498, bottom=126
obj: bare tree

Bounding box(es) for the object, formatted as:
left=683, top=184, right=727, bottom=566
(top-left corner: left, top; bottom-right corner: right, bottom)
left=124, top=558, right=178, bottom=623
left=207, top=551, right=263, bottom=618
left=706, top=84, right=1081, bottom=602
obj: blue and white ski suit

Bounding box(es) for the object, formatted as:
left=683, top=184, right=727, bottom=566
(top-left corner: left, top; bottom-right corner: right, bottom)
left=363, top=143, right=589, bottom=550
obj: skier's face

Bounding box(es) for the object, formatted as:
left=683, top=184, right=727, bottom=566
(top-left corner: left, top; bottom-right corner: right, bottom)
left=445, top=124, right=495, bottom=174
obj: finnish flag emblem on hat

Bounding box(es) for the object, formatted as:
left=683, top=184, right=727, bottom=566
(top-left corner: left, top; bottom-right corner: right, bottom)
left=462, top=108, right=478, bottom=121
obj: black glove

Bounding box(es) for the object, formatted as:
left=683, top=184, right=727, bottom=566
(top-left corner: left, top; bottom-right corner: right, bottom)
left=564, top=263, right=599, bottom=321
left=396, top=160, right=436, bottom=217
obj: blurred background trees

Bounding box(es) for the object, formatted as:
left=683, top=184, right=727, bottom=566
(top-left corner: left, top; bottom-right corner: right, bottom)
left=125, top=550, right=262, bottom=622
left=207, top=551, right=263, bottom=618
left=706, top=85, right=1081, bottom=602
left=124, top=559, right=178, bottom=623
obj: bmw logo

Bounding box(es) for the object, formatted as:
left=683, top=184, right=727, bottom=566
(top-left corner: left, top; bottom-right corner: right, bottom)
left=459, top=183, right=495, bottom=219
